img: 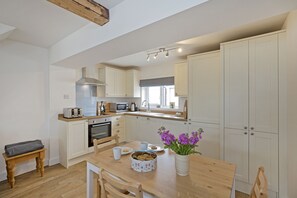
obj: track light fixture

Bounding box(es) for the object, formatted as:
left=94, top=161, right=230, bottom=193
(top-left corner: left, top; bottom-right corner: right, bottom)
left=146, top=47, right=182, bottom=62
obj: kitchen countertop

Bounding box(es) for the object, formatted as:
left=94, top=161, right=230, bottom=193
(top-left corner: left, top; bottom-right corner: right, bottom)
left=58, top=111, right=187, bottom=122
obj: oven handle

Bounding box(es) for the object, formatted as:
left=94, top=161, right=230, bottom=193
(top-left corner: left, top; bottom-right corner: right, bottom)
left=90, top=123, right=110, bottom=127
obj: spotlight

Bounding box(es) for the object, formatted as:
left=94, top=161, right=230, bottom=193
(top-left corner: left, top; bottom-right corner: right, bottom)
left=147, top=55, right=150, bottom=62
left=178, top=48, right=182, bottom=53
left=165, top=51, right=169, bottom=58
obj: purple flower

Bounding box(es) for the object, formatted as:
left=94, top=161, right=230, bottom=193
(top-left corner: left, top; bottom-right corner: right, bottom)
left=160, top=130, right=176, bottom=145
left=189, top=136, right=199, bottom=145
left=178, top=133, right=189, bottom=145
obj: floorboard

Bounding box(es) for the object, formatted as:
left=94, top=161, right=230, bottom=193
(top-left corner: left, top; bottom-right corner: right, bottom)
left=0, top=161, right=249, bottom=198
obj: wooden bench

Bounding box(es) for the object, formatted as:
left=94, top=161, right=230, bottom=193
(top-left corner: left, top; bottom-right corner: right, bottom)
left=2, top=148, right=45, bottom=188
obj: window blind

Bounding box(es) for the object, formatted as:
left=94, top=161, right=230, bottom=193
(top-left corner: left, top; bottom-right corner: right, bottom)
left=139, top=77, right=174, bottom=87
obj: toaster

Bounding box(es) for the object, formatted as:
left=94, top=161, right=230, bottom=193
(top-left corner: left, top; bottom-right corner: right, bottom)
left=63, top=108, right=83, bottom=118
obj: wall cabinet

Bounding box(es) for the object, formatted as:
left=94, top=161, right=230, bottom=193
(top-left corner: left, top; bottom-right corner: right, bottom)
left=99, top=67, right=139, bottom=98
left=99, top=67, right=126, bottom=97
left=188, top=51, right=220, bottom=124
left=222, top=32, right=281, bottom=194
left=112, top=116, right=125, bottom=142
left=126, top=69, right=140, bottom=97
left=59, top=120, right=88, bottom=168
left=174, top=62, right=188, bottom=96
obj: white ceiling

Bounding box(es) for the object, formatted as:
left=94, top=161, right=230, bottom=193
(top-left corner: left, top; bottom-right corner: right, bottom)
left=104, top=13, right=288, bottom=67
left=0, top=0, right=124, bottom=47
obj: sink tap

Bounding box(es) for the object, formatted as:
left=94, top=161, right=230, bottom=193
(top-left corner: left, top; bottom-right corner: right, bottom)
left=141, top=100, right=150, bottom=112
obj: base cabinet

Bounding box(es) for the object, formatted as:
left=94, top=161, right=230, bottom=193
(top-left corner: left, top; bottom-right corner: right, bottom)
left=224, top=128, right=249, bottom=183
left=249, top=132, right=278, bottom=192
left=112, top=116, right=125, bottom=142
left=59, top=120, right=88, bottom=168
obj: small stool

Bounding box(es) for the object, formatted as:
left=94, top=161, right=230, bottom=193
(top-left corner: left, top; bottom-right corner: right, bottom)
left=2, top=148, right=45, bottom=188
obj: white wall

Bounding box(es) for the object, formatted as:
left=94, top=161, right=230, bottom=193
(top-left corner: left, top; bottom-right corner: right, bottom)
left=49, top=66, right=76, bottom=165
left=283, top=10, right=297, bottom=198
left=0, top=40, right=49, bottom=181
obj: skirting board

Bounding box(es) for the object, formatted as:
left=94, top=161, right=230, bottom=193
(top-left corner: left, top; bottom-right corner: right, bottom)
left=49, top=156, right=60, bottom=166
left=236, top=180, right=278, bottom=198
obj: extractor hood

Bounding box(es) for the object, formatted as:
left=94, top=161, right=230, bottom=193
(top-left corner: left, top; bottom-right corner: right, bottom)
left=76, top=67, right=105, bottom=86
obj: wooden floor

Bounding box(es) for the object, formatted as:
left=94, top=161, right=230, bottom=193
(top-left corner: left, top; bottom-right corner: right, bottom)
left=0, top=162, right=249, bottom=198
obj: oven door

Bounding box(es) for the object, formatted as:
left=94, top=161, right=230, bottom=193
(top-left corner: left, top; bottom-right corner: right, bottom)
left=88, top=122, right=111, bottom=147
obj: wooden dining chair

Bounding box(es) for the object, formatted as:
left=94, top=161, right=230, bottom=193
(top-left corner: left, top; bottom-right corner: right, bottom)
left=250, top=166, right=268, bottom=198
left=93, top=134, right=119, bottom=154
left=98, top=169, right=143, bottom=198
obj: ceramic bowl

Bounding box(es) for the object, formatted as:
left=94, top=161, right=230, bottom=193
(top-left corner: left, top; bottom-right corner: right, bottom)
left=130, top=151, right=157, bottom=172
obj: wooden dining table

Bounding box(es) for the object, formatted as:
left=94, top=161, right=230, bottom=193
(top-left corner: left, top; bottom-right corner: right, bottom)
left=86, top=141, right=236, bottom=198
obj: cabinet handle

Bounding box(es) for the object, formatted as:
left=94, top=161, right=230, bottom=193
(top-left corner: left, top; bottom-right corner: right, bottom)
left=147, top=117, right=150, bottom=120
left=117, top=130, right=120, bottom=133
left=189, top=119, right=191, bottom=121
left=188, top=123, right=191, bottom=125
left=244, top=126, right=247, bottom=130
left=244, top=132, right=248, bottom=135
left=117, top=124, right=120, bottom=126
left=250, top=127, right=254, bottom=130
left=184, top=122, right=187, bottom=125
left=251, top=133, right=254, bottom=135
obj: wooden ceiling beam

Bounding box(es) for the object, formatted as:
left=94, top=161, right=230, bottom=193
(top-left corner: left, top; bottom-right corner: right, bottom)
left=48, top=0, right=109, bottom=26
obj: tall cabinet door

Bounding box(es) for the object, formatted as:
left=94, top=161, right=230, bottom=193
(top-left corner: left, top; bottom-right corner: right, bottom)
left=188, top=51, right=220, bottom=124
left=249, top=35, right=278, bottom=134
left=224, top=41, right=249, bottom=130
left=224, top=128, right=249, bottom=183
left=249, top=132, right=278, bottom=192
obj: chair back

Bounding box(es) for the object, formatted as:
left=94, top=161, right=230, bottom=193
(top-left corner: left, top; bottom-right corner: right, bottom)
left=98, top=169, right=143, bottom=198
left=250, top=167, right=268, bottom=198
left=93, top=134, right=119, bottom=154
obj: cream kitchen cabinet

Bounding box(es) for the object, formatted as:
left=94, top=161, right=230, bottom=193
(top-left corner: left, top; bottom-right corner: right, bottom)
left=125, top=116, right=162, bottom=144
left=249, top=132, right=278, bottom=192
left=224, top=128, right=249, bottom=183
left=137, top=116, right=162, bottom=145
left=174, top=62, right=188, bottom=96
left=162, top=119, right=188, bottom=137
left=126, top=69, right=140, bottom=97
left=188, top=122, right=220, bottom=160
left=188, top=51, right=220, bottom=124
left=221, top=32, right=281, bottom=195
left=99, top=67, right=126, bottom=97
left=112, top=116, right=125, bottom=142
left=125, top=115, right=138, bottom=141
left=59, top=120, right=88, bottom=168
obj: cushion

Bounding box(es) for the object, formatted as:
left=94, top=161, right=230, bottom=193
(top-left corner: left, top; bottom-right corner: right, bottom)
left=5, top=140, right=44, bottom=157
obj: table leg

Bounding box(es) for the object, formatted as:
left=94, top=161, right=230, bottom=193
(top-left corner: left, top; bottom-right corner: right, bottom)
left=39, top=150, right=45, bottom=177
left=231, top=178, right=235, bottom=198
left=36, top=157, right=40, bottom=173
left=87, top=162, right=100, bottom=198
left=6, top=161, right=15, bottom=188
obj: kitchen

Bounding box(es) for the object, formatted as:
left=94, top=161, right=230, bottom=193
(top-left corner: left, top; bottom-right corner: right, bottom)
left=1, top=0, right=297, bottom=198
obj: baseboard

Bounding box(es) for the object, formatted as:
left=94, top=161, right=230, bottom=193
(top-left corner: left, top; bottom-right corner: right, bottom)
left=236, top=180, right=278, bottom=198
left=49, top=156, right=60, bottom=166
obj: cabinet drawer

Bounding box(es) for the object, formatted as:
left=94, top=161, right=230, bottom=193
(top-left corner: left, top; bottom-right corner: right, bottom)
left=113, top=127, right=125, bottom=142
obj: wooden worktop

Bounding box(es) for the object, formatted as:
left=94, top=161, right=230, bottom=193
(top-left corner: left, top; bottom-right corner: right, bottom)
left=58, top=111, right=187, bottom=122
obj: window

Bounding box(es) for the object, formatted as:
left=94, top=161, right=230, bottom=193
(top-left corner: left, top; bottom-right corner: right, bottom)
left=141, top=85, right=179, bottom=109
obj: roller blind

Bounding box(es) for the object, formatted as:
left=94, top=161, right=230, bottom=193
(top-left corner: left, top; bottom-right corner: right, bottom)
left=139, top=77, right=174, bottom=87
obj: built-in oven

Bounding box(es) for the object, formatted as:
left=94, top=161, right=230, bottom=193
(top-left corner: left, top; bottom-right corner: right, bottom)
left=88, top=117, right=112, bottom=147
